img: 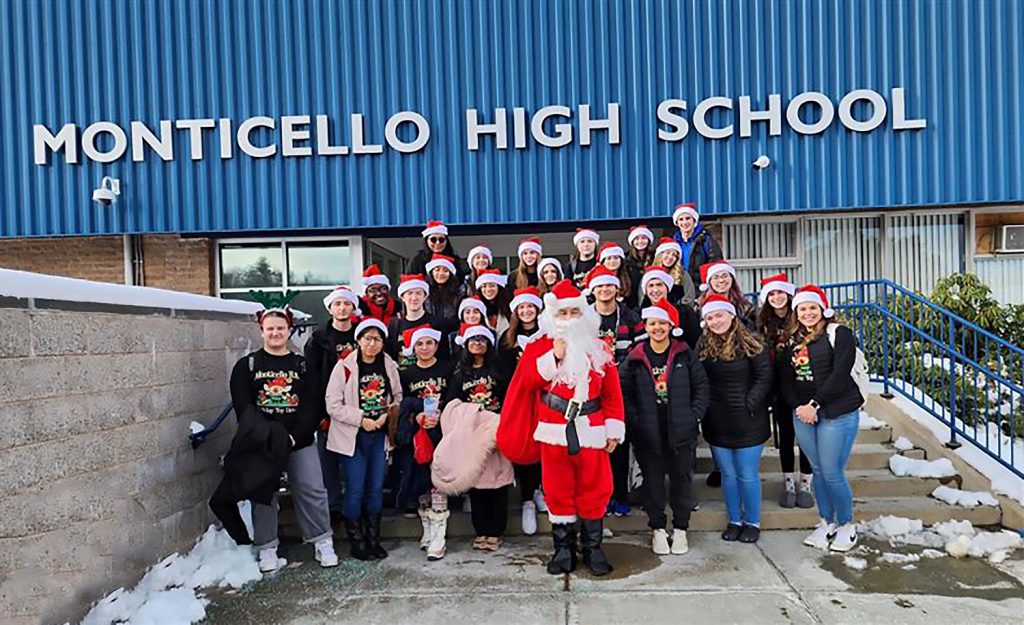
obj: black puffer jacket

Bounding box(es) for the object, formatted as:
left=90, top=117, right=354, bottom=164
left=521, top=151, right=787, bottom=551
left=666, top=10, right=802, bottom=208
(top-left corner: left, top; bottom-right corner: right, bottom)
left=701, top=347, right=773, bottom=449
left=620, top=340, right=710, bottom=453
left=777, top=323, right=864, bottom=419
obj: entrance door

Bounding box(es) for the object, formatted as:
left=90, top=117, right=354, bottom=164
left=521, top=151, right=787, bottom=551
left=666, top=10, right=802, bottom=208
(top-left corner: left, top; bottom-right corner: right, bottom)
left=366, top=240, right=406, bottom=286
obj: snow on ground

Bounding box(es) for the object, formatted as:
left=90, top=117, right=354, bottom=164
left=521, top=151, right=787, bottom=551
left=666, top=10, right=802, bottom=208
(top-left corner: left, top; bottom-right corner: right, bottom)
left=892, top=436, right=915, bottom=451
left=930, top=485, right=1000, bottom=508
left=859, top=411, right=886, bottom=429
left=188, top=421, right=206, bottom=435
left=859, top=516, right=1022, bottom=564
left=889, top=454, right=958, bottom=478
left=843, top=556, right=868, bottom=570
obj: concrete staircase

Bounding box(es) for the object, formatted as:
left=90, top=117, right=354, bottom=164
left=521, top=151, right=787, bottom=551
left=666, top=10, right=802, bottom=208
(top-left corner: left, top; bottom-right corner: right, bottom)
left=279, top=413, right=1004, bottom=539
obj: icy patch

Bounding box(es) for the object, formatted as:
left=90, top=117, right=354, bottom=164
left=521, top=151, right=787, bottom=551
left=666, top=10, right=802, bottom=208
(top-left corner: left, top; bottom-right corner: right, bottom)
left=859, top=515, right=1021, bottom=564
left=880, top=552, right=921, bottom=565
left=931, top=485, right=999, bottom=508
left=843, top=556, right=868, bottom=570
left=893, top=436, right=914, bottom=451
left=889, top=455, right=957, bottom=479
left=859, top=412, right=886, bottom=430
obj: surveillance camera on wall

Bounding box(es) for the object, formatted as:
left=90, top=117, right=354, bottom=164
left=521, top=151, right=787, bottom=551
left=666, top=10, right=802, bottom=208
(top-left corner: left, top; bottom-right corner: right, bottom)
left=752, top=155, right=771, bottom=170
left=93, top=176, right=121, bottom=206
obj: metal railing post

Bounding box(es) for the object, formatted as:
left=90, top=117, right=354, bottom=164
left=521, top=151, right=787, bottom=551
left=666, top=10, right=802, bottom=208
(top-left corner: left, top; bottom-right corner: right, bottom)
left=946, top=321, right=962, bottom=449
left=880, top=283, right=893, bottom=398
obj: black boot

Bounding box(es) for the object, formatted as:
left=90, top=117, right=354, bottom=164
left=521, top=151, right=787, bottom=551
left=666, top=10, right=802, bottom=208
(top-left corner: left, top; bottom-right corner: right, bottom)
left=580, top=518, right=613, bottom=577
left=546, top=522, right=578, bottom=575
left=344, top=516, right=371, bottom=561
left=363, top=513, right=388, bottom=560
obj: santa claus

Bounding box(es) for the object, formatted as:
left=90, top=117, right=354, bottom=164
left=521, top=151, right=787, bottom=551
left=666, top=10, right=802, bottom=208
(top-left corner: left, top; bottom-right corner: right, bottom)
left=497, top=279, right=625, bottom=576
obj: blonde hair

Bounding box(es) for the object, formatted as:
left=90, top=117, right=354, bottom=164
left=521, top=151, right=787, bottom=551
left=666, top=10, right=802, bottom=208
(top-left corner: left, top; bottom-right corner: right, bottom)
left=698, top=318, right=764, bottom=362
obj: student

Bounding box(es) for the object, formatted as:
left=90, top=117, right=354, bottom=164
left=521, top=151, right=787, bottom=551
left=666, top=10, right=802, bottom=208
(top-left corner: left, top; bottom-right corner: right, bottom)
left=620, top=299, right=709, bottom=556
left=756, top=274, right=814, bottom=509
left=211, top=308, right=338, bottom=571
left=476, top=269, right=512, bottom=335
left=386, top=274, right=449, bottom=367
left=510, top=237, right=543, bottom=289
left=598, top=242, right=636, bottom=309
left=671, top=203, right=724, bottom=288
left=698, top=295, right=772, bottom=544
left=425, top=254, right=462, bottom=325
left=305, top=286, right=361, bottom=523
left=360, top=265, right=399, bottom=325
left=497, top=286, right=545, bottom=535
left=778, top=285, right=865, bottom=553
left=444, top=324, right=511, bottom=550
left=325, top=318, right=403, bottom=561
left=653, top=237, right=698, bottom=307
left=537, top=257, right=564, bottom=296
left=697, top=261, right=756, bottom=329
left=464, top=245, right=494, bottom=297
left=624, top=225, right=656, bottom=309
left=452, top=296, right=488, bottom=357
left=564, top=228, right=600, bottom=289
left=395, top=325, right=454, bottom=561
left=588, top=265, right=640, bottom=517
left=407, top=221, right=469, bottom=280
left=638, top=266, right=702, bottom=350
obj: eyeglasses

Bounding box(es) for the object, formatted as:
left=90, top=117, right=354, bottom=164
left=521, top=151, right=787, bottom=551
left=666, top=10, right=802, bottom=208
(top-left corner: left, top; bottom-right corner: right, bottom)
left=428, top=236, right=447, bottom=244
left=359, top=336, right=384, bottom=344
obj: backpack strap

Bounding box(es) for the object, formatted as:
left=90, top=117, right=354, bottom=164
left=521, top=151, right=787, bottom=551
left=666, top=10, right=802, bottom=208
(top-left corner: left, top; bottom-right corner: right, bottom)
left=248, top=354, right=255, bottom=373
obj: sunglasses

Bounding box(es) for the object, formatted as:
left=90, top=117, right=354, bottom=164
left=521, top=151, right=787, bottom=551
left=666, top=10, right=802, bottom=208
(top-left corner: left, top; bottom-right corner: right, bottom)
left=428, top=236, right=447, bottom=244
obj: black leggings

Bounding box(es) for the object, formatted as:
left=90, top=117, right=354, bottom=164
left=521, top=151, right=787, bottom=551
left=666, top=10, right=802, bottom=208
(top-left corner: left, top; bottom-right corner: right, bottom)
left=610, top=439, right=630, bottom=501
left=772, top=397, right=812, bottom=474
left=514, top=463, right=542, bottom=503
left=469, top=486, right=509, bottom=537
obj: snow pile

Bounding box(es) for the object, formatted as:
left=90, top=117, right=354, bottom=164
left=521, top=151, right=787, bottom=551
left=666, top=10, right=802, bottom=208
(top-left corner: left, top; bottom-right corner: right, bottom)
left=78, top=526, right=261, bottom=625
left=188, top=421, right=206, bottom=435
left=861, top=515, right=923, bottom=541
left=843, top=556, right=868, bottom=570
left=859, top=516, right=1021, bottom=563
left=888, top=455, right=957, bottom=478
left=880, top=552, right=920, bottom=564
left=930, top=485, right=999, bottom=508
left=892, top=436, right=914, bottom=451
left=859, top=412, right=886, bottom=430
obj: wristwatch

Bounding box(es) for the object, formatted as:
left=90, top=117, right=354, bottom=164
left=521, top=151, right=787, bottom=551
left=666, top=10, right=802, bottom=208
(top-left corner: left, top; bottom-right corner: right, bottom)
left=809, top=399, right=821, bottom=410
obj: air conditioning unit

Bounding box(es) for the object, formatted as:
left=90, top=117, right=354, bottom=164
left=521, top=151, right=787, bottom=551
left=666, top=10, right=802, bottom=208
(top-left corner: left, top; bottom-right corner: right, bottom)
left=998, top=225, right=1024, bottom=252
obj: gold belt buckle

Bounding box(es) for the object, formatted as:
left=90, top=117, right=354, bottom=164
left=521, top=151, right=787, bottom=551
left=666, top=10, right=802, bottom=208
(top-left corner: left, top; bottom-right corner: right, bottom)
left=564, top=398, right=583, bottom=422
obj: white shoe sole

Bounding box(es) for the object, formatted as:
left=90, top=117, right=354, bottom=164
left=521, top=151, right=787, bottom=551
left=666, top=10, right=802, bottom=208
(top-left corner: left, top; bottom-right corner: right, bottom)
left=317, top=556, right=339, bottom=567
left=670, top=545, right=689, bottom=555
left=652, top=547, right=670, bottom=555
left=259, top=559, right=283, bottom=573
left=829, top=538, right=858, bottom=553
left=427, top=550, right=446, bottom=561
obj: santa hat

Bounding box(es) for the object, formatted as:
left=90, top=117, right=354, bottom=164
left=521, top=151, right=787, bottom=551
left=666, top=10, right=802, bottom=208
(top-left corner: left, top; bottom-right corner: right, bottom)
left=425, top=254, right=456, bottom=275
left=458, top=296, right=487, bottom=318
left=454, top=323, right=494, bottom=346
left=421, top=220, right=448, bottom=238
left=401, top=324, right=442, bottom=356
left=537, top=257, right=563, bottom=278
left=585, top=265, right=621, bottom=293
left=641, top=299, right=683, bottom=337
left=792, top=284, right=835, bottom=319
left=672, top=203, right=699, bottom=224
left=397, top=273, right=430, bottom=298
left=640, top=265, right=675, bottom=293
left=355, top=317, right=388, bottom=339
left=701, top=293, right=737, bottom=319
left=518, top=237, right=543, bottom=257
left=655, top=237, right=682, bottom=258
left=699, top=261, right=736, bottom=292
left=509, top=286, right=543, bottom=312
left=759, top=272, right=797, bottom=304
left=627, top=224, right=654, bottom=246
left=468, top=245, right=493, bottom=264
left=322, top=286, right=362, bottom=314
left=573, top=228, right=600, bottom=246
left=598, top=242, right=625, bottom=262
left=542, top=279, right=588, bottom=312
left=362, top=264, right=391, bottom=290
left=475, top=268, right=507, bottom=289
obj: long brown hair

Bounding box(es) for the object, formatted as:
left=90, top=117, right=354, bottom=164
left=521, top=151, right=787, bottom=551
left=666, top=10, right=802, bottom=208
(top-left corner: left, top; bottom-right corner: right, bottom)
left=628, top=244, right=656, bottom=269
left=792, top=318, right=836, bottom=350
left=502, top=305, right=539, bottom=349
left=698, top=317, right=764, bottom=362
left=757, top=296, right=798, bottom=349
left=511, top=257, right=538, bottom=290
left=698, top=279, right=754, bottom=319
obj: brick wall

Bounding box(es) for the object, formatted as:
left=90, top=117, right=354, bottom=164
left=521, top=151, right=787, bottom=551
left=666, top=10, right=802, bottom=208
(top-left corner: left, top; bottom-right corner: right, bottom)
left=140, top=235, right=215, bottom=295
left=0, top=301, right=259, bottom=625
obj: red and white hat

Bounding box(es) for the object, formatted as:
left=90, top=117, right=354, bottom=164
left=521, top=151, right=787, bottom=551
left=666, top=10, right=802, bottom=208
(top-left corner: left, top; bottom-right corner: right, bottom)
left=322, top=285, right=362, bottom=313
left=542, top=279, right=588, bottom=312
left=640, top=265, right=675, bottom=293
left=759, top=272, right=797, bottom=304
left=459, top=296, right=487, bottom=318
left=468, top=245, right=493, bottom=264
left=628, top=224, right=654, bottom=246
left=401, top=324, right=442, bottom=356
left=397, top=273, right=430, bottom=298
left=538, top=257, right=563, bottom=278
left=573, top=228, right=600, bottom=246
left=641, top=298, right=683, bottom=337
left=655, top=237, right=682, bottom=258
left=699, top=261, right=736, bottom=292
left=792, top=284, right=835, bottom=318
left=455, top=323, right=494, bottom=346
left=598, top=242, right=625, bottom=262
left=425, top=254, right=457, bottom=275
left=509, top=286, right=543, bottom=312
left=421, top=220, right=448, bottom=238
left=475, top=268, right=507, bottom=289
left=362, top=264, right=391, bottom=290
left=672, top=203, right=699, bottom=224
left=585, top=265, right=621, bottom=291
left=701, top=293, right=737, bottom=319
left=518, top=237, right=543, bottom=256
left=355, top=317, right=388, bottom=339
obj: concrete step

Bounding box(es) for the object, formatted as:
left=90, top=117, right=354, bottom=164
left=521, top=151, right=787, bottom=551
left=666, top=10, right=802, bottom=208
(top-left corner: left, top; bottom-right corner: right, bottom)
left=855, top=425, right=893, bottom=445
left=690, top=469, right=957, bottom=500
left=694, top=444, right=923, bottom=473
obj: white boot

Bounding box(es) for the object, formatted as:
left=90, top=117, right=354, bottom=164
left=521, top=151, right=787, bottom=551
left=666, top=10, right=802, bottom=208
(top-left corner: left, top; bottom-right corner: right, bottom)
left=829, top=523, right=858, bottom=552
left=427, top=510, right=449, bottom=561
left=418, top=508, right=433, bottom=550
left=652, top=529, right=670, bottom=555
left=521, top=501, right=538, bottom=536
left=314, top=538, right=339, bottom=567
left=258, top=547, right=281, bottom=573
left=803, top=519, right=837, bottom=550
left=670, top=529, right=689, bottom=555
left=533, top=489, right=549, bottom=513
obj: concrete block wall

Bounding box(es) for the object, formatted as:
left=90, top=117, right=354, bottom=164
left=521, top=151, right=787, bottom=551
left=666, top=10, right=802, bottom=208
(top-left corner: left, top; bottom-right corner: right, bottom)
left=0, top=299, right=259, bottom=625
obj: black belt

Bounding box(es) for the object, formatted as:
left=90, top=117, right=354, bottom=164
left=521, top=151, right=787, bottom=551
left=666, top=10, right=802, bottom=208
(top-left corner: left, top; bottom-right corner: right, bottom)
left=540, top=391, right=602, bottom=417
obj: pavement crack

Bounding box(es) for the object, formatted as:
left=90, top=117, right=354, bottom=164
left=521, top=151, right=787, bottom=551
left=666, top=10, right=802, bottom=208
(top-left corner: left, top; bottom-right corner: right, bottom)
left=756, top=541, right=824, bottom=625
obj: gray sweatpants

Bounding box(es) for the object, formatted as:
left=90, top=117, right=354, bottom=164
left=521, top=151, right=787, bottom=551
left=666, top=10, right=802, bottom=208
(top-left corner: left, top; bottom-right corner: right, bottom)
left=253, top=443, right=333, bottom=550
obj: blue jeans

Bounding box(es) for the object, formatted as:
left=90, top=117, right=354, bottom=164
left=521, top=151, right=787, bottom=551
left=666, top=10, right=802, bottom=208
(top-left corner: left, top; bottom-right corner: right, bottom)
left=711, top=443, right=765, bottom=526
left=340, top=429, right=387, bottom=519
left=317, top=431, right=345, bottom=514
left=792, top=409, right=859, bottom=525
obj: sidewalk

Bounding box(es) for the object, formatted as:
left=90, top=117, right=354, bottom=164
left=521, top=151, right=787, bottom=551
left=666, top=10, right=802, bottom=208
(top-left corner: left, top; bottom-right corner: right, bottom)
left=203, top=531, right=1024, bottom=624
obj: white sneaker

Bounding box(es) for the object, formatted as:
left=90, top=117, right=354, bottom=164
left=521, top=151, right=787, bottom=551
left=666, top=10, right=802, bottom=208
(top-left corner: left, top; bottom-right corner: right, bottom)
left=521, top=501, right=538, bottom=536
left=314, top=539, right=339, bottom=567
left=652, top=529, right=670, bottom=555
left=803, top=519, right=837, bottom=550
left=533, top=489, right=549, bottom=513
left=427, top=510, right=449, bottom=561
left=670, top=529, right=689, bottom=555
left=258, top=547, right=281, bottom=573
left=418, top=508, right=432, bottom=550
left=829, top=524, right=858, bottom=552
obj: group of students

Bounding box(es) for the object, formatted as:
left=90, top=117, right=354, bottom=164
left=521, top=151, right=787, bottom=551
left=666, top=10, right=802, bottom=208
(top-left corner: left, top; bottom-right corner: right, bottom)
left=209, top=202, right=866, bottom=572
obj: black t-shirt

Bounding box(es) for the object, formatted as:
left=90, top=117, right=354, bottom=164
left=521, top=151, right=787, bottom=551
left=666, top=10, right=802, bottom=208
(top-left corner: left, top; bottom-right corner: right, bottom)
left=401, top=358, right=454, bottom=402
left=597, top=304, right=639, bottom=363
left=357, top=356, right=390, bottom=418
left=230, top=349, right=317, bottom=448
left=644, top=343, right=671, bottom=438
left=446, top=362, right=505, bottom=412
left=325, top=324, right=358, bottom=362
left=386, top=313, right=451, bottom=368
left=565, top=257, right=597, bottom=289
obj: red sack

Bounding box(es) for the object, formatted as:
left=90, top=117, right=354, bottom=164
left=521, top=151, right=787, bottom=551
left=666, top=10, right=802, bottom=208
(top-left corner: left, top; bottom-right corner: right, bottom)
left=413, top=426, right=435, bottom=465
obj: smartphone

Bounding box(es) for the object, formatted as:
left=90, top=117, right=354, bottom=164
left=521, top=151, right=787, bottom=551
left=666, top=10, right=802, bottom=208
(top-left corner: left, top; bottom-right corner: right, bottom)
left=423, top=395, right=439, bottom=416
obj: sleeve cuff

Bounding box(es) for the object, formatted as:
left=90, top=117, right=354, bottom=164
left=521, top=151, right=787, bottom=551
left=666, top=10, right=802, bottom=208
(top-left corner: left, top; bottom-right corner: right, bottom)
left=605, top=418, right=625, bottom=442
left=536, top=350, right=558, bottom=381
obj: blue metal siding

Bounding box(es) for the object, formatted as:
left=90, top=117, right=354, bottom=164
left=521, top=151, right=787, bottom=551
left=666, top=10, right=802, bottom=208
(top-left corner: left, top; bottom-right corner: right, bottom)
left=1, top=0, right=1022, bottom=238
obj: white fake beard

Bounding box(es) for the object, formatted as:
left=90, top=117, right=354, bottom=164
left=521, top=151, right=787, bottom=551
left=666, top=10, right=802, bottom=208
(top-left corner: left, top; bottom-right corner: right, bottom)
left=549, top=312, right=611, bottom=402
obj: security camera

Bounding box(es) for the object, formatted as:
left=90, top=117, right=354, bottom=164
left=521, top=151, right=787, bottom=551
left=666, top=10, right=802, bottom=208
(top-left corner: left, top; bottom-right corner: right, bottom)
left=93, top=176, right=121, bottom=206
left=752, top=155, right=771, bottom=170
